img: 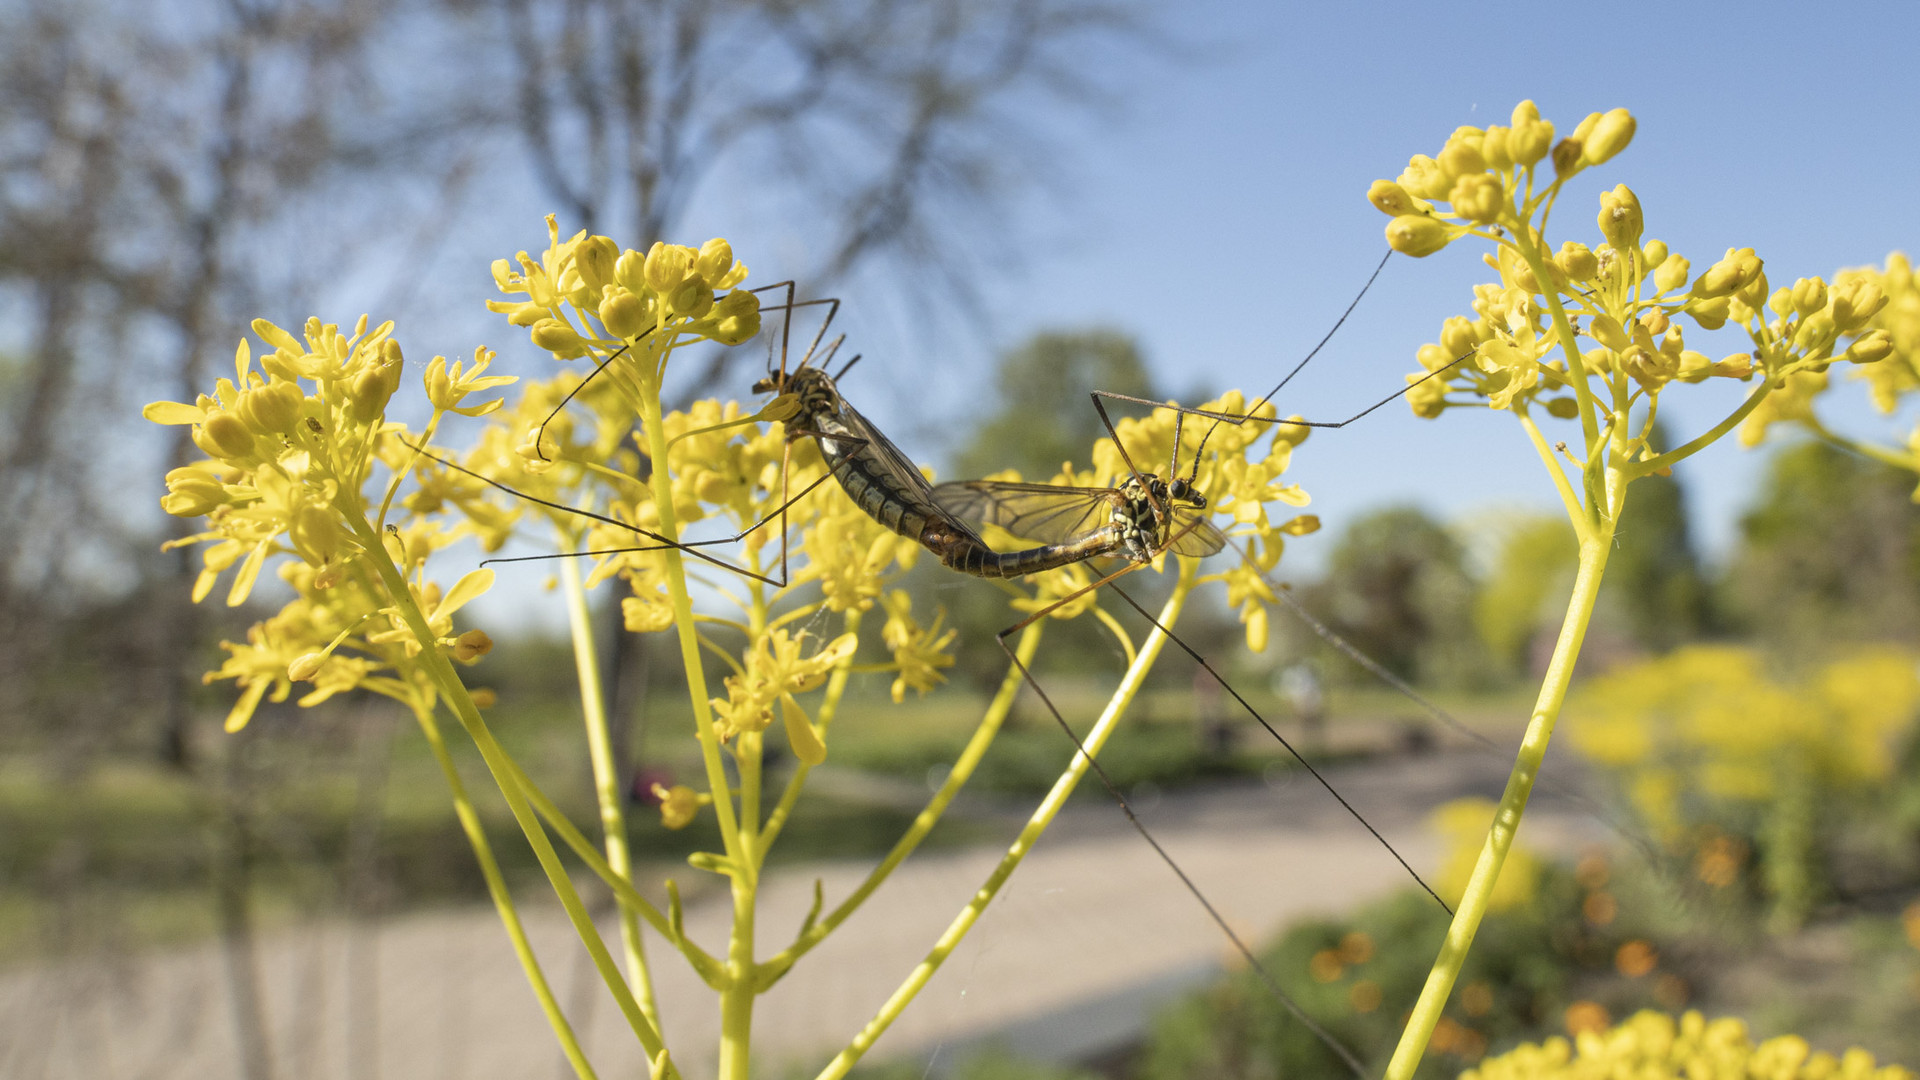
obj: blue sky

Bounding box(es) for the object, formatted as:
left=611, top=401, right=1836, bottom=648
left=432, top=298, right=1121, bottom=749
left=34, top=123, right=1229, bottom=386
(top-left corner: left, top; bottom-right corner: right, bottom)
left=377, top=0, right=1920, bottom=589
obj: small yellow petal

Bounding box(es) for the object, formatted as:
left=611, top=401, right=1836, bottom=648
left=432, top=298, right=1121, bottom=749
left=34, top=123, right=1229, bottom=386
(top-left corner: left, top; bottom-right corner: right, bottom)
left=781, top=695, right=826, bottom=766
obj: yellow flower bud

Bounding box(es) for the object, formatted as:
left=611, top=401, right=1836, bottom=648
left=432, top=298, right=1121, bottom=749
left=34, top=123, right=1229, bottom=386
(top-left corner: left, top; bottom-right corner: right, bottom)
left=708, top=289, right=762, bottom=345
left=1767, top=287, right=1793, bottom=317
left=201, top=411, right=256, bottom=459
left=236, top=380, right=304, bottom=435
left=1437, top=129, right=1487, bottom=180
left=1587, top=313, right=1630, bottom=351
left=1689, top=295, right=1731, bottom=330
left=453, top=628, right=494, bottom=662
left=1639, top=309, right=1670, bottom=336
left=346, top=363, right=395, bottom=423
left=1642, top=239, right=1668, bottom=269
left=1846, top=329, right=1893, bottom=364
left=1695, top=248, right=1761, bottom=298
left=485, top=299, right=547, bottom=326
left=1244, top=604, right=1269, bottom=653
left=695, top=238, right=734, bottom=283
left=599, top=287, right=650, bottom=339
left=1555, top=242, right=1599, bottom=282
left=1793, top=310, right=1837, bottom=355
left=654, top=784, right=701, bottom=830
left=161, top=469, right=228, bottom=517
left=1584, top=108, right=1635, bottom=164
left=1829, top=278, right=1888, bottom=332
left=1545, top=397, right=1580, bottom=419
left=1551, top=136, right=1584, bottom=176
left=1440, top=317, right=1478, bottom=360
left=668, top=277, right=715, bottom=318
left=288, top=653, right=325, bottom=682
left=1385, top=214, right=1451, bottom=257
left=424, top=356, right=454, bottom=412
left=1791, top=277, right=1828, bottom=316
left=1677, top=350, right=1714, bottom=383
left=1398, top=155, right=1451, bottom=201
left=1596, top=185, right=1643, bottom=251
left=1406, top=373, right=1447, bottom=418
left=1654, top=254, right=1690, bottom=294
left=575, top=235, right=619, bottom=293
left=1715, top=353, right=1754, bottom=379
left=1735, top=269, right=1769, bottom=312
left=643, top=241, right=693, bottom=295
left=1508, top=117, right=1553, bottom=168
left=1448, top=174, right=1503, bottom=224
left=1480, top=126, right=1512, bottom=170
left=530, top=318, right=589, bottom=359
left=1367, top=179, right=1419, bottom=216
left=290, top=504, right=343, bottom=566
left=781, top=695, right=827, bottom=766
left=1511, top=100, right=1541, bottom=128
left=614, top=248, right=647, bottom=293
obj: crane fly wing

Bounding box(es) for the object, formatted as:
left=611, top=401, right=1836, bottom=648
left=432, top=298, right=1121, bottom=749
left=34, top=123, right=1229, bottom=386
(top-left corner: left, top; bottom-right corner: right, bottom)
left=930, top=481, right=1120, bottom=546
left=1167, top=514, right=1228, bottom=558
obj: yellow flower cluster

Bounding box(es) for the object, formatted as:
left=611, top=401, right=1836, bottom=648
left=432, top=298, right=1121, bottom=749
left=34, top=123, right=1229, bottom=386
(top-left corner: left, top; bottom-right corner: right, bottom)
left=1463, top=1010, right=1911, bottom=1080
left=487, top=217, right=760, bottom=367
left=1372, top=101, right=1886, bottom=427
left=1566, top=646, right=1920, bottom=839
left=145, top=316, right=514, bottom=731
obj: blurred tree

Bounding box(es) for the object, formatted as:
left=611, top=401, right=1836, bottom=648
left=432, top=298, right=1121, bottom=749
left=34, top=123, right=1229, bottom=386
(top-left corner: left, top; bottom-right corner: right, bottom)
left=1474, top=514, right=1576, bottom=677
left=1313, top=506, right=1492, bottom=689
left=438, top=0, right=1155, bottom=750
left=953, top=329, right=1156, bottom=481
left=1725, top=439, right=1920, bottom=654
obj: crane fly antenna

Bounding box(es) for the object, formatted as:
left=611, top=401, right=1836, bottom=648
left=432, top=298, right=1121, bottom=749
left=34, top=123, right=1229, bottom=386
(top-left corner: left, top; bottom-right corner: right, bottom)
left=833, top=352, right=863, bottom=382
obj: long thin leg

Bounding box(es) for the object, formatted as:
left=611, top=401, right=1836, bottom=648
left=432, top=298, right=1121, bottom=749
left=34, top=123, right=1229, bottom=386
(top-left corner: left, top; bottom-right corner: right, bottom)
left=399, top=428, right=867, bottom=589
left=990, top=628, right=1373, bottom=1080
left=1101, top=583, right=1451, bottom=914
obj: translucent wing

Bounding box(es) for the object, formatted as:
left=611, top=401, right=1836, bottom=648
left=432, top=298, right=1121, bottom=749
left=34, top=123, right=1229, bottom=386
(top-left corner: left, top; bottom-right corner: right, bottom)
left=1166, top=512, right=1227, bottom=558
left=930, top=481, right=1122, bottom=546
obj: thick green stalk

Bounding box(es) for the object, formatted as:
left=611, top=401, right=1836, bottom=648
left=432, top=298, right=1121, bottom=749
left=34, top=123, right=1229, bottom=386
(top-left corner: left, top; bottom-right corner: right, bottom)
left=632, top=364, right=747, bottom=863
left=813, top=575, right=1193, bottom=1080
left=1384, top=526, right=1614, bottom=1079
left=559, top=550, right=656, bottom=1025
left=623, top=357, right=755, bottom=1079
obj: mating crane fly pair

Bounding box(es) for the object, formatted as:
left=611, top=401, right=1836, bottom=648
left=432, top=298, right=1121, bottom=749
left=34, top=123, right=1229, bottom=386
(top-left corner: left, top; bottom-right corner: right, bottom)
left=416, top=260, right=1471, bottom=1078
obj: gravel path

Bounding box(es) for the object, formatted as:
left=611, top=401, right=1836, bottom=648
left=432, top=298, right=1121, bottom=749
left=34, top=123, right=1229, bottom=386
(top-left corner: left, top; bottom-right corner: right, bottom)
left=0, top=750, right=1610, bottom=1079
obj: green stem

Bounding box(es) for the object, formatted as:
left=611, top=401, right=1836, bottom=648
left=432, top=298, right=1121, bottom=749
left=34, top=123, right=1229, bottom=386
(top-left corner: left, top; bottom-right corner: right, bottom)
left=1515, top=406, right=1590, bottom=542
left=495, top=752, right=724, bottom=981
left=1384, top=525, right=1614, bottom=1080
left=559, top=547, right=657, bottom=1026
left=1513, top=232, right=1605, bottom=468
left=633, top=365, right=747, bottom=864
left=345, top=518, right=673, bottom=1070
left=1630, top=381, right=1775, bottom=478
left=812, top=578, right=1191, bottom=1080
left=409, top=699, right=599, bottom=1080
left=757, top=620, right=1046, bottom=987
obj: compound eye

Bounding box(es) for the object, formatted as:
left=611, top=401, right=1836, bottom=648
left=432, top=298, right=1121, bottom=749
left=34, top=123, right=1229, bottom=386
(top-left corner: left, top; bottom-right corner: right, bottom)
left=1168, top=478, right=1191, bottom=500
